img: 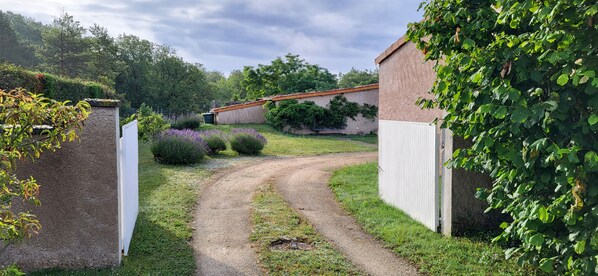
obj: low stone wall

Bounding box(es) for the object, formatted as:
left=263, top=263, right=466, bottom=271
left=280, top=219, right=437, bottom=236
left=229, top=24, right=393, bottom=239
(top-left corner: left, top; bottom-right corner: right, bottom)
left=1, top=102, right=121, bottom=271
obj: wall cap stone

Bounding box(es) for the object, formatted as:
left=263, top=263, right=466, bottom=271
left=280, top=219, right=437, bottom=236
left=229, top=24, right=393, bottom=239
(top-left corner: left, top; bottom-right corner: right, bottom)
left=84, top=98, right=120, bottom=107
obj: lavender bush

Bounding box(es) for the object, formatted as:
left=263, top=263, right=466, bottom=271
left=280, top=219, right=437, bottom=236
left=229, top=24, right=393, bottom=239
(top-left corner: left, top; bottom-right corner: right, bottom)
left=199, top=130, right=227, bottom=155
left=229, top=128, right=267, bottom=155
left=151, top=129, right=209, bottom=164
left=169, top=114, right=202, bottom=130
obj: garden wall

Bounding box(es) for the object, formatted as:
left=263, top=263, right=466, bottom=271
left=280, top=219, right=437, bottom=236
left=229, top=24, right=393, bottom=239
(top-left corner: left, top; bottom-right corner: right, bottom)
left=376, top=37, right=499, bottom=236
left=289, top=88, right=379, bottom=135
left=213, top=100, right=267, bottom=125
left=1, top=101, right=121, bottom=271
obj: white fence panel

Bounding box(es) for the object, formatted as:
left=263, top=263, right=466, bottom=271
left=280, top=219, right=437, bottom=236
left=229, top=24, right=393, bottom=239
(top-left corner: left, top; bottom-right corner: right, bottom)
left=378, top=120, right=438, bottom=231
left=119, top=120, right=139, bottom=256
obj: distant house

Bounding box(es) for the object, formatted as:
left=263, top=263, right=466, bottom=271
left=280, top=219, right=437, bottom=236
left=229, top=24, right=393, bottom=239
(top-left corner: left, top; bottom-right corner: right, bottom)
left=211, top=84, right=379, bottom=135
left=375, top=35, right=500, bottom=235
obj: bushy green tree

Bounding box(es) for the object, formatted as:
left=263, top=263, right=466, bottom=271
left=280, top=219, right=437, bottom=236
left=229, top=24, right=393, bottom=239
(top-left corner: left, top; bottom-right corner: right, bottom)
left=0, top=11, right=36, bottom=67
left=242, top=54, right=338, bottom=100
left=0, top=88, right=90, bottom=272
left=86, top=24, right=124, bottom=87
left=408, top=0, right=598, bottom=274
left=338, top=68, right=379, bottom=88
left=38, top=12, right=88, bottom=78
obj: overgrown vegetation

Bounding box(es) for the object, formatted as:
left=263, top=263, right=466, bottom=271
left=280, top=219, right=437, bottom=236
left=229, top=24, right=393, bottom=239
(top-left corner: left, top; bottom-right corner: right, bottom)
left=330, top=163, right=532, bottom=275
left=0, top=63, right=116, bottom=102
left=151, top=129, right=209, bottom=164
left=408, top=0, right=598, bottom=273
left=199, top=130, right=228, bottom=155
left=0, top=89, right=90, bottom=273
left=265, top=95, right=378, bottom=132
left=229, top=128, right=267, bottom=155
left=121, top=103, right=170, bottom=141
left=251, top=185, right=361, bottom=275
left=169, top=114, right=202, bottom=130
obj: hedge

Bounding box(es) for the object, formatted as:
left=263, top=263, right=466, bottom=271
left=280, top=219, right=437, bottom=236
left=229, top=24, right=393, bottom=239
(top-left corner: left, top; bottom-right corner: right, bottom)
left=0, top=63, right=117, bottom=102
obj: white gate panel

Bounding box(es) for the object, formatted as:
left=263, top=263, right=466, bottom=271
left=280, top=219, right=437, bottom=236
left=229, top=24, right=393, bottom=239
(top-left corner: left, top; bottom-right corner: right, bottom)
left=379, top=120, right=438, bottom=231
left=119, top=120, right=139, bottom=256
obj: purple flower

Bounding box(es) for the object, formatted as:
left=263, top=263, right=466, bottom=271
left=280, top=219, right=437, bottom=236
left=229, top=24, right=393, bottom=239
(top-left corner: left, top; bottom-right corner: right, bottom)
left=230, top=128, right=267, bottom=145
left=199, top=129, right=226, bottom=140
left=156, top=129, right=210, bottom=153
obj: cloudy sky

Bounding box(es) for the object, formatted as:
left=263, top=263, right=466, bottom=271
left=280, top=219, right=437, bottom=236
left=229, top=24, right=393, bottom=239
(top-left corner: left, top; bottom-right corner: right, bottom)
left=1, top=0, right=423, bottom=75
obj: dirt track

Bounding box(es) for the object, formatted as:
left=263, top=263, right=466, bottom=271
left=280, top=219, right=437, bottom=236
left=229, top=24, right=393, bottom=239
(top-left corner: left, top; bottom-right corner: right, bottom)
left=193, top=152, right=419, bottom=276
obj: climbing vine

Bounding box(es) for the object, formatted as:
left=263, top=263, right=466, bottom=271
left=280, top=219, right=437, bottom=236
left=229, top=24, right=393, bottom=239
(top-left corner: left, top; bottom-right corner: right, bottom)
left=265, top=95, right=378, bottom=131
left=408, top=0, right=598, bottom=274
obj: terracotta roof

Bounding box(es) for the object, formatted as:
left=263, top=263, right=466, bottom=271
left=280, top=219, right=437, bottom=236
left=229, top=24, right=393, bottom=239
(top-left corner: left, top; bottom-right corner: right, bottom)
left=270, top=83, right=379, bottom=101
left=375, top=34, right=409, bottom=65
left=210, top=84, right=379, bottom=113
left=211, top=99, right=267, bottom=113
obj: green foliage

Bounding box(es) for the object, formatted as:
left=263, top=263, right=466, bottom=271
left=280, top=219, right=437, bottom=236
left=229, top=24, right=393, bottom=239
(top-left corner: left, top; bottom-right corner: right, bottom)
left=170, top=114, right=202, bottom=130
left=38, top=12, right=88, bottom=78
left=0, top=63, right=117, bottom=102
left=0, top=88, right=90, bottom=272
left=122, top=103, right=170, bottom=141
left=242, top=54, right=338, bottom=100
left=0, top=264, right=25, bottom=276
left=199, top=131, right=227, bottom=155
left=229, top=132, right=265, bottom=155
left=338, top=68, right=379, bottom=88
left=265, top=95, right=378, bottom=131
left=408, top=0, right=598, bottom=274
left=0, top=11, right=36, bottom=67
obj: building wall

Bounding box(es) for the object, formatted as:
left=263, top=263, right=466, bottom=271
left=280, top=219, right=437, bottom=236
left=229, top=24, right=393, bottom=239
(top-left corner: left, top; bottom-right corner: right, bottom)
left=378, top=42, right=441, bottom=122
left=378, top=40, right=498, bottom=236
left=290, top=89, right=379, bottom=135
left=215, top=105, right=267, bottom=125
left=3, top=105, right=120, bottom=271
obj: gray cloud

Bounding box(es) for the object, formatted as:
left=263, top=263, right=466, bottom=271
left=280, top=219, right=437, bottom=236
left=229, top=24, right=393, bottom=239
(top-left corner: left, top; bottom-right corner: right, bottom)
left=1, top=0, right=423, bottom=75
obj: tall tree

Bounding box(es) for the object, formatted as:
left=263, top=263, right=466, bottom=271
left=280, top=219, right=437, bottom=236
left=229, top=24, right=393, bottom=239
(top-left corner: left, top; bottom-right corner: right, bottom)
left=38, top=12, right=88, bottom=78
left=0, top=11, right=36, bottom=67
left=115, top=34, right=154, bottom=108
left=242, top=54, right=338, bottom=100
left=86, top=24, right=123, bottom=87
left=338, top=68, right=379, bottom=88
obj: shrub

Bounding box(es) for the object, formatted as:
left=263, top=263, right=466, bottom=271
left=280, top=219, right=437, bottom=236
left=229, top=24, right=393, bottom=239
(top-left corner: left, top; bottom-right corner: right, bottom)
left=121, top=103, right=170, bottom=141
left=199, top=130, right=227, bottom=155
left=264, top=95, right=378, bottom=131
left=170, top=114, right=202, bottom=130
left=0, top=63, right=118, bottom=102
left=151, top=129, right=208, bottom=164
left=229, top=128, right=267, bottom=155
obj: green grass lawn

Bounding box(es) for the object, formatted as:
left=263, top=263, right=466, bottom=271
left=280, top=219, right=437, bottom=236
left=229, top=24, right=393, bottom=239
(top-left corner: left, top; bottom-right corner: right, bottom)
left=250, top=185, right=360, bottom=275
left=200, top=124, right=376, bottom=156
left=329, top=162, right=534, bottom=276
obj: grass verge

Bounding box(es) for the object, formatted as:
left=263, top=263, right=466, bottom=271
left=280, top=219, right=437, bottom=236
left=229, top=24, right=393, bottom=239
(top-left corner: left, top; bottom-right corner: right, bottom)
left=250, top=185, right=360, bottom=275
left=200, top=124, right=376, bottom=156
left=329, top=162, right=533, bottom=276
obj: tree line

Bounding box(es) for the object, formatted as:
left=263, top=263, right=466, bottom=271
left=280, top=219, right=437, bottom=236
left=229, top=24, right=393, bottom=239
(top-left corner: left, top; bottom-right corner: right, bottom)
left=0, top=10, right=378, bottom=114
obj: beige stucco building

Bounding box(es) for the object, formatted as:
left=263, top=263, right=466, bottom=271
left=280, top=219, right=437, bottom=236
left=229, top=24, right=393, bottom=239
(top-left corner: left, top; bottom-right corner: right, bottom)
left=211, top=84, right=379, bottom=135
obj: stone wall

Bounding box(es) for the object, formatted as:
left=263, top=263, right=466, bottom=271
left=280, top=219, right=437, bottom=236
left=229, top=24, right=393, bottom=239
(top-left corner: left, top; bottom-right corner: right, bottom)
left=1, top=103, right=121, bottom=271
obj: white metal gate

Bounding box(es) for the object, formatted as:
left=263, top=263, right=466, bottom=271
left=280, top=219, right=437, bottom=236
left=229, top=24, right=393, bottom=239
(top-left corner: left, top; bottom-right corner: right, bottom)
left=119, top=120, right=139, bottom=256
left=378, top=120, right=439, bottom=231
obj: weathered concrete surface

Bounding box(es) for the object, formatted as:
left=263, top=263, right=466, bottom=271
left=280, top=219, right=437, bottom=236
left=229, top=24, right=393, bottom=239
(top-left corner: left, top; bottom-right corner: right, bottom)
left=378, top=41, right=441, bottom=123
left=193, top=153, right=419, bottom=276
left=3, top=106, right=120, bottom=271
left=215, top=104, right=267, bottom=125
